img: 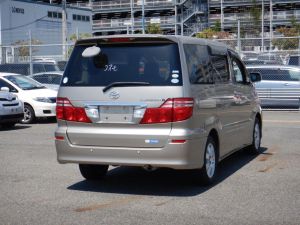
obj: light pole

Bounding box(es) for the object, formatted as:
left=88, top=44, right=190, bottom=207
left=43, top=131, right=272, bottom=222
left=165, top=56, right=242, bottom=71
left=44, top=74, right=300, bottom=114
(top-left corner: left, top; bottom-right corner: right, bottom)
left=130, top=0, right=134, bottom=34
left=142, top=0, right=145, bottom=34
left=261, top=0, right=264, bottom=52
left=269, top=0, right=273, bottom=52
left=62, top=0, right=67, bottom=60
left=221, top=0, right=224, bottom=31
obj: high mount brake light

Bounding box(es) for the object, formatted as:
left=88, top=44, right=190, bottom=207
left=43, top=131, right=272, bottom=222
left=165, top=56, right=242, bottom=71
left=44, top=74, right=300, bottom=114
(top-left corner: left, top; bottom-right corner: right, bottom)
left=140, top=98, right=194, bottom=124
left=108, top=38, right=133, bottom=43
left=56, top=97, right=91, bottom=123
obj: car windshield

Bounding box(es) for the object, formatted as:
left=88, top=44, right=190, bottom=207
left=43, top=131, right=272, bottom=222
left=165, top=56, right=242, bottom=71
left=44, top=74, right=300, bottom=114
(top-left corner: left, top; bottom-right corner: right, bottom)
left=33, top=74, right=62, bottom=85
left=62, top=43, right=182, bottom=87
left=288, top=56, right=300, bottom=66
left=4, top=75, right=46, bottom=90
left=44, top=64, right=60, bottom=72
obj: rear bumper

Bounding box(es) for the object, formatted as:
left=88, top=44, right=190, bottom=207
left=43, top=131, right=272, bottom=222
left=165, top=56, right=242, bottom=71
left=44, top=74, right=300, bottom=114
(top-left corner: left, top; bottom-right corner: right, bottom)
left=0, top=113, right=24, bottom=124
left=55, top=130, right=207, bottom=170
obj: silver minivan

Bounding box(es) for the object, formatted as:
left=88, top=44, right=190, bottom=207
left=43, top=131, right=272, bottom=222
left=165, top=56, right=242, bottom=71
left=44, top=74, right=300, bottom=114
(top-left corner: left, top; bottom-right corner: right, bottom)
left=55, top=35, right=262, bottom=184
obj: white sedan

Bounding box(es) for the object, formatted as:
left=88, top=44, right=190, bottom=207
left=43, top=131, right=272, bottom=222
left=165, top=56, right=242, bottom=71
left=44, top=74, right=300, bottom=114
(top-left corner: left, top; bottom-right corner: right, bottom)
left=0, top=73, right=57, bottom=123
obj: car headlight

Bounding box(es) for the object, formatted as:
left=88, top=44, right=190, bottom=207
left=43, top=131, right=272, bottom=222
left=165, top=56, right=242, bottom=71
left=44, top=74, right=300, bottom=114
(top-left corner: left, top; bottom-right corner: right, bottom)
left=33, top=97, right=52, bottom=103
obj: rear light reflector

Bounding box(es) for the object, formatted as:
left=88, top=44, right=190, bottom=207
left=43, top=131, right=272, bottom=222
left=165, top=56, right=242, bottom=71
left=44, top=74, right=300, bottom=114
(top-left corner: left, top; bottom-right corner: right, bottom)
left=56, top=97, right=91, bottom=123
left=171, top=139, right=186, bottom=144
left=55, top=136, right=64, bottom=140
left=140, top=98, right=194, bottom=124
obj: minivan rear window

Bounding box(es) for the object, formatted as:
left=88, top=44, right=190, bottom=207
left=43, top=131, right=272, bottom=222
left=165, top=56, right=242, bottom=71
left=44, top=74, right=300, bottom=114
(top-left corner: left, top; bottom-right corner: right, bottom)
left=62, top=43, right=182, bottom=87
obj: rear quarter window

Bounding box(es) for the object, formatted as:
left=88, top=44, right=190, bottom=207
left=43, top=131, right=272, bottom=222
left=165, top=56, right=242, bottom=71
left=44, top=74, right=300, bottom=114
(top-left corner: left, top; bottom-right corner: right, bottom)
left=184, top=44, right=229, bottom=84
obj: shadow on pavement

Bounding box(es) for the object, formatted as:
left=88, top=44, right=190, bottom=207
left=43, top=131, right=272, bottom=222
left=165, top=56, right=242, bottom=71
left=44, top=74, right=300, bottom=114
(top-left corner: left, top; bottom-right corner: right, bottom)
left=37, top=117, right=57, bottom=124
left=68, top=147, right=267, bottom=197
left=0, top=124, right=31, bottom=131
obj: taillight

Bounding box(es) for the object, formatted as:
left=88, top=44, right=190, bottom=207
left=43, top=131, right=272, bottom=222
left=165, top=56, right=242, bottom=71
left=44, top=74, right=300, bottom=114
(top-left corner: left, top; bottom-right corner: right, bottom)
left=56, top=97, right=91, bottom=123
left=140, top=98, right=194, bottom=124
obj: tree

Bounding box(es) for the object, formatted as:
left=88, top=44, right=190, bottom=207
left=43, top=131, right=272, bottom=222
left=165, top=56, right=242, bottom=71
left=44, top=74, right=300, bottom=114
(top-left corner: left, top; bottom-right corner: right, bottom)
left=272, top=17, right=300, bottom=50
left=13, top=39, right=42, bottom=57
left=213, top=20, right=221, bottom=32
left=68, top=33, right=92, bottom=57
left=69, top=33, right=92, bottom=42
left=146, top=23, right=163, bottom=34
left=248, top=0, right=261, bottom=36
left=195, top=28, right=231, bottom=39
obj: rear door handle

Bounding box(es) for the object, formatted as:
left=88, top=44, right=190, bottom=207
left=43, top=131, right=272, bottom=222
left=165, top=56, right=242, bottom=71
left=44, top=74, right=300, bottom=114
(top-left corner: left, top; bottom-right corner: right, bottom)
left=284, top=83, right=290, bottom=86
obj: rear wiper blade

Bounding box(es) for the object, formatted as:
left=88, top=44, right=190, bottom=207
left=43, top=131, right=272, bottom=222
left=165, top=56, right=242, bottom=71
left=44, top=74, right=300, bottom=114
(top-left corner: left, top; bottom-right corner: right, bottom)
left=103, top=82, right=150, bottom=93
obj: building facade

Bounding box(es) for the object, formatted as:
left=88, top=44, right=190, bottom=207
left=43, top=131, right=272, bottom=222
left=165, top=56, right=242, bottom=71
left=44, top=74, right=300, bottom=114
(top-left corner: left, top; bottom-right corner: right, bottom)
left=91, top=0, right=208, bottom=36
left=91, top=0, right=300, bottom=36
left=209, top=0, right=300, bottom=34
left=0, top=0, right=92, bottom=62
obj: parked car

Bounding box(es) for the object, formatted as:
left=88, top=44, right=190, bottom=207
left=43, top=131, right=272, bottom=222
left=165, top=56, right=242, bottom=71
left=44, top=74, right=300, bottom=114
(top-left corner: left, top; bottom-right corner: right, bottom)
left=0, top=63, right=60, bottom=76
left=57, top=60, right=68, bottom=71
left=241, top=52, right=258, bottom=61
left=243, top=60, right=265, bottom=65
left=32, top=57, right=57, bottom=64
left=257, top=53, right=283, bottom=65
left=0, top=73, right=57, bottom=123
left=247, top=65, right=300, bottom=108
left=287, top=55, right=300, bottom=67
left=55, top=35, right=263, bottom=185
left=29, top=71, right=63, bottom=91
left=0, top=87, right=24, bottom=128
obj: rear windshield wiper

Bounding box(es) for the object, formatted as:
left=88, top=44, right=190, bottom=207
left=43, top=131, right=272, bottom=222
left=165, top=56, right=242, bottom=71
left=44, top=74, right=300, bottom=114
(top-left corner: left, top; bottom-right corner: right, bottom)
left=103, top=82, right=150, bottom=93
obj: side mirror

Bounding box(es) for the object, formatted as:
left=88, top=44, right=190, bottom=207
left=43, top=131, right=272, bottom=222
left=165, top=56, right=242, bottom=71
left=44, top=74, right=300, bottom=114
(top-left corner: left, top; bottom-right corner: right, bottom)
left=249, top=72, right=262, bottom=83
left=0, top=87, right=10, bottom=92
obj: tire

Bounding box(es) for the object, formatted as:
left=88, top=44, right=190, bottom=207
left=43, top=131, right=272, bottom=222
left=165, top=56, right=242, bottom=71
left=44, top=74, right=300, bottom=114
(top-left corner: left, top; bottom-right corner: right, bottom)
left=247, top=118, right=262, bottom=154
left=79, top=164, right=109, bottom=180
left=22, top=104, right=35, bottom=124
left=199, top=136, right=218, bottom=185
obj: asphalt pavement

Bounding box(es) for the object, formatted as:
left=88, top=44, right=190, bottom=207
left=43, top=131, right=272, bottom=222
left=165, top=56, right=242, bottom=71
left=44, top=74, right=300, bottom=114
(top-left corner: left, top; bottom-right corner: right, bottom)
left=0, top=111, right=300, bottom=225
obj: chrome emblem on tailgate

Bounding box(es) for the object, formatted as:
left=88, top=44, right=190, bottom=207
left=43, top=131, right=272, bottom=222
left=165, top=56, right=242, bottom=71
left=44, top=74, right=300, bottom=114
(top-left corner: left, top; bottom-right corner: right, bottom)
left=108, top=91, right=120, bottom=100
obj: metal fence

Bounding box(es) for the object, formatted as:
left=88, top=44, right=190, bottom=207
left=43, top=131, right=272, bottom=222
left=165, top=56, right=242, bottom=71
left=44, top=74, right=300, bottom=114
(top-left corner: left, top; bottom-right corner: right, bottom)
left=0, top=34, right=299, bottom=110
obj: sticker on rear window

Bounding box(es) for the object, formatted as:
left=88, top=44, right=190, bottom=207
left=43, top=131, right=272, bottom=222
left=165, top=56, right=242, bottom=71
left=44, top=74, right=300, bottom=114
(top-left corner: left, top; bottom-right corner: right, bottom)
left=63, top=77, right=68, bottom=84
left=172, top=70, right=179, bottom=74
left=104, top=64, right=118, bottom=72
left=171, top=79, right=179, bottom=84
left=172, top=74, right=179, bottom=78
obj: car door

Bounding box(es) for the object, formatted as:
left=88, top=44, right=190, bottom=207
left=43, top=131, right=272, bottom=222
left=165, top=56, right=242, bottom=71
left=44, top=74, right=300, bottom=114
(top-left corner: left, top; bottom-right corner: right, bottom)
left=252, top=68, right=300, bottom=108
left=228, top=52, right=254, bottom=148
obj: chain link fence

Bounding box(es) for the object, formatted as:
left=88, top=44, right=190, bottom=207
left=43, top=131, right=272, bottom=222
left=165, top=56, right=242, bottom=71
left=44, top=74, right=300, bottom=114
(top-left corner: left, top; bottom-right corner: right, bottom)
left=1, top=31, right=299, bottom=110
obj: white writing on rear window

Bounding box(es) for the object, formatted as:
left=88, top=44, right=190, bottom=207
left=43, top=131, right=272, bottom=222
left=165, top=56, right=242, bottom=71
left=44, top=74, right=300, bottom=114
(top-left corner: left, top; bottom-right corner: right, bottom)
left=104, top=64, right=118, bottom=72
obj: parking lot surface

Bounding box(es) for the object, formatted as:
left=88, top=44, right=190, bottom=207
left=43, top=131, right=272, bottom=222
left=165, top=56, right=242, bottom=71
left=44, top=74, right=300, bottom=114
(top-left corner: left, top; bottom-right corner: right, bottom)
left=0, top=111, right=300, bottom=225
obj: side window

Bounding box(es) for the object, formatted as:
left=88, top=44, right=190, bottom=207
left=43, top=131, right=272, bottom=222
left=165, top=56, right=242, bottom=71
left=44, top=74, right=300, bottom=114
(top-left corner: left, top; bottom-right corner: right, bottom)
left=231, top=55, right=248, bottom=84
left=33, top=64, right=45, bottom=73
left=33, top=75, right=48, bottom=84
left=184, top=44, right=214, bottom=84
left=0, top=79, right=18, bottom=92
left=211, top=55, right=230, bottom=83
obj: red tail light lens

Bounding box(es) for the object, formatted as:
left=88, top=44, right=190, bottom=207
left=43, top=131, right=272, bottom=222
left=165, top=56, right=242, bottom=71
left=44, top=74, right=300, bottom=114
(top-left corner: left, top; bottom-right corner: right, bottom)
left=140, top=98, right=194, bottom=124
left=56, top=97, right=91, bottom=123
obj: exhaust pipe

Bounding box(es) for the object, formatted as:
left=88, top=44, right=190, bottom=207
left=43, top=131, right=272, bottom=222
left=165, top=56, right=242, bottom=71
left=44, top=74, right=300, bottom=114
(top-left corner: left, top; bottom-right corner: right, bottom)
left=143, top=165, right=157, bottom=172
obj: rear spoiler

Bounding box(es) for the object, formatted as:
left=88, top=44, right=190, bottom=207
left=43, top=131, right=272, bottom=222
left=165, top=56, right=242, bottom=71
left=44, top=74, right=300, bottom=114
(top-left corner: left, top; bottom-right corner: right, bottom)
left=76, top=36, right=176, bottom=46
